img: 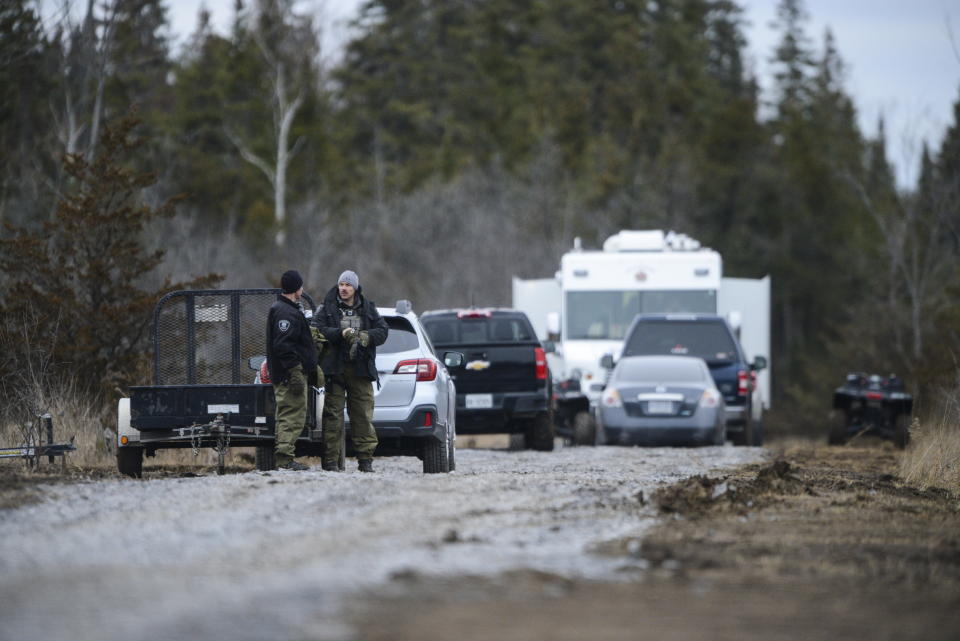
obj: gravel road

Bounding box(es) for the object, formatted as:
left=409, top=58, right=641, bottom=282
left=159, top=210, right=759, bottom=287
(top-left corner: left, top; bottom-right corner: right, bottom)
left=0, top=444, right=765, bottom=641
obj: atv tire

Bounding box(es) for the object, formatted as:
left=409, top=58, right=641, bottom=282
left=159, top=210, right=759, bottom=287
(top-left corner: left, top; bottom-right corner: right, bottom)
left=893, top=413, right=911, bottom=449
left=828, top=411, right=848, bottom=446
left=572, top=412, right=597, bottom=446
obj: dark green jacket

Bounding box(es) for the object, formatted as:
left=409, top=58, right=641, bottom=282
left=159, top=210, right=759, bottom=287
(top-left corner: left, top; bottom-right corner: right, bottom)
left=315, top=285, right=388, bottom=381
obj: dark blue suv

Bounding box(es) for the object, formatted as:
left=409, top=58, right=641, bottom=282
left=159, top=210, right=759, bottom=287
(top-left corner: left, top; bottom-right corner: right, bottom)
left=618, top=314, right=767, bottom=445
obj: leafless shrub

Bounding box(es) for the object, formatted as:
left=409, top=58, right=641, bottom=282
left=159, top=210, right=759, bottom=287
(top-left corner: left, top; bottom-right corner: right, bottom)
left=900, top=393, right=960, bottom=495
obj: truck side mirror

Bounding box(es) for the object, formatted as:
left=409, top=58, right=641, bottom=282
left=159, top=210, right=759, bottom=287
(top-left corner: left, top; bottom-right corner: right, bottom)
left=752, top=356, right=767, bottom=371
left=542, top=340, right=556, bottom=354
left=443, top=351, right=464, bottom=369
left=546, top=311, right=561, bottom=341
left=600, top=354, right=614, bottom=370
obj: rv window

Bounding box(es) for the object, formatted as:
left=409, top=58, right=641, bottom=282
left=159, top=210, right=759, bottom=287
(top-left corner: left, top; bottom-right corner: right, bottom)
left=565, top=290, right=716, bottom=340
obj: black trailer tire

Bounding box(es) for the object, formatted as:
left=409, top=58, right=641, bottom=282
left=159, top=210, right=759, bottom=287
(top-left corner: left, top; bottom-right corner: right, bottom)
left=572, top=412, right=597, bottom=446
left=117, top=447, right=143, bottom=478
left=893, top=413, right=911, bottom=449
left=828, top=411, right=848, bottom=446
left=524, top=412, right=555, bottom=451
left=423, top=436, right=450, bottom=474
left=255, top=445, right=275, bottom=471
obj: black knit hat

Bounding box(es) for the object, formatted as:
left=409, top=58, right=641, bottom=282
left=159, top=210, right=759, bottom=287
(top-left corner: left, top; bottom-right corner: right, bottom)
left=281, top=270, right=303, bottom=294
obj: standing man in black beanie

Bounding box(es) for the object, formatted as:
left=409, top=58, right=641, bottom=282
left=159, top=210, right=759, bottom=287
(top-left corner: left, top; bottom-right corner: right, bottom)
left=266, top=269, right=318, bottom=471
left=315, top=270, right=388, bottom=472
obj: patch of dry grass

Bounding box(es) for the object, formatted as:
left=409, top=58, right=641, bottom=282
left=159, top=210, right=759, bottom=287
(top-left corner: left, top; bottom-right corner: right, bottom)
left=901, top=403, right=960, bottom=495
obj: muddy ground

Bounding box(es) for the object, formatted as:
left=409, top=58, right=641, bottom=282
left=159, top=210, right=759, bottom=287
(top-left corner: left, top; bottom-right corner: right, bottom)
left=347, top=442, right=960, bottom=641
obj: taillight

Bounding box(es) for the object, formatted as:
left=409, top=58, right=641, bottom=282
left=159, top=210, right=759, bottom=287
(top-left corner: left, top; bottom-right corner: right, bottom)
left=737, top=370, right=749, bottom=396
left=699, top=389, right=721, bottom=408
left=260, top=360, right=271, bottom=384
left=750, top=371, right=758, bottom=391
left=865, top=391, right=883, bottom=400
left=456, top=309, right=492, bottom=318
left=534, top=347, right=547, bottom=380
left=394, top=359, right=438, bottom=381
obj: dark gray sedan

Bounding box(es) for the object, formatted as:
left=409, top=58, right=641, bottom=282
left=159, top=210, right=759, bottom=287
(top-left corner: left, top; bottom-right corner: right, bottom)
left=596, top=355, right=726, bottom=446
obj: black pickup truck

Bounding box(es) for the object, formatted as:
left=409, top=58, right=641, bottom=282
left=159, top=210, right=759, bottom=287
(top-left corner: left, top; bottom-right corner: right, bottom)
left=420, top=309, right=555, bottom=450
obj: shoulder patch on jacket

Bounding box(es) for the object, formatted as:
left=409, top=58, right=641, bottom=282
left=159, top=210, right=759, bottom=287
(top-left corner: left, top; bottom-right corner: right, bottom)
left=278, top=319, right=290, bottom=332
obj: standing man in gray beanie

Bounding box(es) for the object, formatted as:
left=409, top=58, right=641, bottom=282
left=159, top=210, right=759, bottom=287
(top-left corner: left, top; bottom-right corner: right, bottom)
left=315, top=270, right=388, bottom=472
left=265, top=269, right=318, bottom=471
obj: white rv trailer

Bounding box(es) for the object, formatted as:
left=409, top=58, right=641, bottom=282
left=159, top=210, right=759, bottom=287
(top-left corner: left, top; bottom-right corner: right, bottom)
left=512, top=230, right=770, bottom=419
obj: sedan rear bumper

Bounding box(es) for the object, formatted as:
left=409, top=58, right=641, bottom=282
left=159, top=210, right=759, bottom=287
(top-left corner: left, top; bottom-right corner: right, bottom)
left=599, top=407, right=720, bottom=446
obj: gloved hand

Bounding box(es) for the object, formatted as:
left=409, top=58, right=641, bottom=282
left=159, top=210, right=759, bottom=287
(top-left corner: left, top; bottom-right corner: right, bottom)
left=358, top=330, right=370, bottom=347
left=342, top=327, right=357, bottom=343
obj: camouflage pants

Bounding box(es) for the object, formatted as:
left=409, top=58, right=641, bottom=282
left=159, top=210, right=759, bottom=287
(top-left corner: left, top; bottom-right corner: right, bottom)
left=273, top=365, right=306, bottom=465
left=323, top=365, right=378, bottom=463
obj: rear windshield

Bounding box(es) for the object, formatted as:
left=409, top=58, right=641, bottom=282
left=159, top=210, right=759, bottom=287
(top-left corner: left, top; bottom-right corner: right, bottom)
left=378, top=317, right=420, bottom=354
left=423, top=316, right=535, bottom=345
left=616, top=358, right=707, bottom=383
left=623, top=320, right=739, bottom=363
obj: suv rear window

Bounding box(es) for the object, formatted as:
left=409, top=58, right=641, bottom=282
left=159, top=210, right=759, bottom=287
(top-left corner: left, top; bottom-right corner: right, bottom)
left=623, top=320, right=739, bottom=363
left=423, top=316, right=534, bottom=345
left=379, top=317, right=420, bottom=354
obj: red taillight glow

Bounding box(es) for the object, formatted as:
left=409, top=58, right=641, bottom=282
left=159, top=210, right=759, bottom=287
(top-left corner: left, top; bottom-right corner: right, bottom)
left=260, top=360, right=271, bottom=384
left=394, top=359, right=438, bottom=381
left=423, top=411, right=433, bottom=427
left=737, top=370, right=749, bottom=396
left=457, top=309, right=492, bottom=318
left=866, top=391, right=884, bottom=400
left=534, top=347, right=548, bottom=380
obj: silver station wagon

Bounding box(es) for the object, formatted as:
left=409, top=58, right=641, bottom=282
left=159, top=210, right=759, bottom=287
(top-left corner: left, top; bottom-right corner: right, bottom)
left=596, top=355, right=726, bottom=446
left=344, top=301, right=463, bottom=473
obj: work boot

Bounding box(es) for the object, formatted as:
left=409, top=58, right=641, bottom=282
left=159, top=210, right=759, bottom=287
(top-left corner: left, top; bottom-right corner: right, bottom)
left=278, top=460, right=309, bottom=471
left=358, top=458, right=374, bottom=473
left=322, top=460, right=341, bottom=472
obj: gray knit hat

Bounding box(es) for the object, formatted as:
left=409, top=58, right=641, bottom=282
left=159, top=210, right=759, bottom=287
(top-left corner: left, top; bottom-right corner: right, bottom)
left=338, top=270, right=359, bottom=289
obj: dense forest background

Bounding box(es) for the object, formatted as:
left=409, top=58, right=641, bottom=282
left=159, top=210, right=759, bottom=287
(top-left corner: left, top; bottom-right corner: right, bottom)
left=1, top=0, right=958, bottom=433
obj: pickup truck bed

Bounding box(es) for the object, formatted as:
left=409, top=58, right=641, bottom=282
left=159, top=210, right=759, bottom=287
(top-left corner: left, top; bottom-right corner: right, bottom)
left=420, top=309, right=554, bottom=450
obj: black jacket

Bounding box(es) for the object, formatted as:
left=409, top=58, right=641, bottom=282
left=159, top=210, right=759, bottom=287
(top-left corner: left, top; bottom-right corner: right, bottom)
left=266, top=295, right=318, bottom=384
left=315, top=285, right=388, bottom=381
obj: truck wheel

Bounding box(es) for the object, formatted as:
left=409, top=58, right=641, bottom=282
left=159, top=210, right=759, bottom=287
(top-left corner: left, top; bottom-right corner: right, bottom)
left=117, top=447, right=143, bottom=478
left=524, top=413, right=555, bottom=451
left=423, top=436, right=450, bottom=474
left=893, top=413, right=911, bottom=449
left=828, top=411, right=848, bottom=446
left=750, top=419, right=764, bottom=446
left=255, top=445, right=275, bottom=471
left=572, top=412, right=597, bottom=446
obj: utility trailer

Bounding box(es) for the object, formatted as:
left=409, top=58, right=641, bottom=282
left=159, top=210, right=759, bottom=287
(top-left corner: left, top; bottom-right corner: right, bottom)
left=116, top=289, right=325, bottom=477
left=513, top=230, right=770, bottom=445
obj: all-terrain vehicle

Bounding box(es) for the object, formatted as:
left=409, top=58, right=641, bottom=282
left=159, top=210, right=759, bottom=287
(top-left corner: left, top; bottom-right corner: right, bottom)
left=829, top=372, right=913, bottom=448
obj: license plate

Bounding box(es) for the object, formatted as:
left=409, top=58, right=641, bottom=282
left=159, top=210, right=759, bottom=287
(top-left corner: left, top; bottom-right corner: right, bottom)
left=646, top=400, right=674, bottom=415
left=466, top=394, right=493, bottom=409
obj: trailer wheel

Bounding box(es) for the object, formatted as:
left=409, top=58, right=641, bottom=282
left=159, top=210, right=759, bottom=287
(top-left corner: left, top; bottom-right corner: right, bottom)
left=524, top=413, right=555, bottom=451
left=572, top=412, right=596, bottom=446
left=828, top=411, right=848, bottom=446
left=117, top=447, right=143, bottom=478
left=423, top=436, right=450, bottom=474
left=255, top=445, right=275, bottom=471
left=893, top=413, right=911, bottom=449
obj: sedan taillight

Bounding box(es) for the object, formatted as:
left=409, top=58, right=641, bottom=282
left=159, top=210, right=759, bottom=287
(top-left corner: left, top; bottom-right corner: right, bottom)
left=394, top=359, right=438, bottom=381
